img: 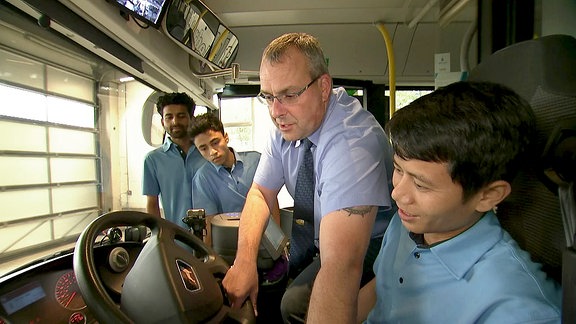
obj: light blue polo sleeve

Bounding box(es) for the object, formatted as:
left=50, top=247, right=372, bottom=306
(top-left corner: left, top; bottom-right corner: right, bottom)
left=191, top=165, right=219, bottom=216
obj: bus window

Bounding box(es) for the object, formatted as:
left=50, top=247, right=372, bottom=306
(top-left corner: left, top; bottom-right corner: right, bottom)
left=220, top=97, right=272, bottom=153
left=386, top=89, right=433, bottom=110
left=0, top=73, right=98, bottom=266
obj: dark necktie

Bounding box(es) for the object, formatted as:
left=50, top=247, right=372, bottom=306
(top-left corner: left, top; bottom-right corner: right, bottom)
left=289, top=138, right=318, bottom=277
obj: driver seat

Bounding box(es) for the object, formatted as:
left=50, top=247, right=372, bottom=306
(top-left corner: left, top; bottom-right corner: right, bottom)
left=467, top=34, right=576, bottom=322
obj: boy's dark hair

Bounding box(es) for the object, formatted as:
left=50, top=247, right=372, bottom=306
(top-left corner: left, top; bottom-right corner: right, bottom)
left=385, top=81, right=537, bottom=201
left=189, top=113, right=225, bottom=139
left=155, top=92, right=196, bottom=116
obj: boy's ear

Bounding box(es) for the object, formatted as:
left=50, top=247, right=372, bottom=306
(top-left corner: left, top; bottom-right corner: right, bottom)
left=224, top=132, right=229, bottom=143
left=475, top=180, right=512, bottom=213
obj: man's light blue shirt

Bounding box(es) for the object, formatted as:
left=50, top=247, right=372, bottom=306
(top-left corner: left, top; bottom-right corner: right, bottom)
left=142, top=137, right=206, bottom=228
left=366, top=211, right=562, bottom=323
left=192, top=149, right=261, bottom=215
left=254, top=87, right=395, bottom=242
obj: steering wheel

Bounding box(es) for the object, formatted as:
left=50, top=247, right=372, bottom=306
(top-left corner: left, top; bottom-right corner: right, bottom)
left=73, top=210, right=255, bottom=323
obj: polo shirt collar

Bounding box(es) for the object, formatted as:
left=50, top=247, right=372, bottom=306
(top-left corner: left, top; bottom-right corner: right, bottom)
left=213, top=147, right=241, bottom=172
left=412, top=211, right=503, bottom=279
left=162, top=136, right=197, bottom=154
left=162, top=136, right=174, bottom=152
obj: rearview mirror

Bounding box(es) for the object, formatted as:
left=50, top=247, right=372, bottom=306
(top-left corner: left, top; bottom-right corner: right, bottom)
left=163, top=0, right=239, bottom=69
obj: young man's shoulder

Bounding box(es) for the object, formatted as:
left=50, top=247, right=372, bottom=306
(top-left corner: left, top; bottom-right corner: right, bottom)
left=143, top=145, right=173, bottom=165
left=463, top=227, right=562, bottom=316
left=145, top=145, right=166, bottom=156
left=195, top=160, right=218, bottom=176
left=483, top=232, right=560, bottom=287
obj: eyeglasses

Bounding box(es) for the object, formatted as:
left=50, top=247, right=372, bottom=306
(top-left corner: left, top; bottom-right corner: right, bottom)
left=257, top=76, right=319, bottom=106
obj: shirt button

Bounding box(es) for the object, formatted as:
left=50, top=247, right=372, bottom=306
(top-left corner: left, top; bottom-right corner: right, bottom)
left=399, top=277, right=404, bottom=284
left=414, top=252, right=420, bottom=259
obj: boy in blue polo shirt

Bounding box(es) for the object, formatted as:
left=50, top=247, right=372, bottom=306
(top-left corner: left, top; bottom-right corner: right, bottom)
left=190, top=113, right=264, bottom=218
left=358, top=81, right=561, bottom=323
left=190, top=113, right=286, bottom=284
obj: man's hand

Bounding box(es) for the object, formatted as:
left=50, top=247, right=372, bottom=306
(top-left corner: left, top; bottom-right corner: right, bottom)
left=222, top=260, right=259, bottom=316
left=222, top=182, right=279, bottom=316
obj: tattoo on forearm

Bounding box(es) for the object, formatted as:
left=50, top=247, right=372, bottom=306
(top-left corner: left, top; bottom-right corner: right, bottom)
left=342, top=206, right=373, bottom=217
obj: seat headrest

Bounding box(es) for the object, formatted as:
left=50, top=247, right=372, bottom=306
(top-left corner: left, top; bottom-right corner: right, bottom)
left=542, top=118, right=576, bottom=187
left=468, top=34, right=576, bottom=102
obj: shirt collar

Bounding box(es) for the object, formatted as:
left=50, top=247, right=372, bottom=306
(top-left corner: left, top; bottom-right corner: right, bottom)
left=294, top=88, right=342, bottom=148
left=212, top=147, right=241, bottom=172
left=411, top=211, right=503, bottom=279
left=162, top=136, right=197, bottom=154
left=161, top=136, right=173, bottom=152
left=296, top=130, right=320, bottom=148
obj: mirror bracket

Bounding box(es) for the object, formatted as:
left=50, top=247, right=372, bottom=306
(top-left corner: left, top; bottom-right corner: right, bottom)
left=192, top=63, right=240, bottom=81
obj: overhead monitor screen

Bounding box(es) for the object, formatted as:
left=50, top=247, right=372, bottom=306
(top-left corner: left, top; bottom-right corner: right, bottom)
left=110, top=0, right=169, bottom=28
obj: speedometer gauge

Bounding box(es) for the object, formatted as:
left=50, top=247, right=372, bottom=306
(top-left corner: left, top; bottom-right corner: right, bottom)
left=54, top=271, right=86, bottom=311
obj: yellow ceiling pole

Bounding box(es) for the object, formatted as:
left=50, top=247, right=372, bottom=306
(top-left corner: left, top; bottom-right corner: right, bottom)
left=376, top=22, right=396, bottom=118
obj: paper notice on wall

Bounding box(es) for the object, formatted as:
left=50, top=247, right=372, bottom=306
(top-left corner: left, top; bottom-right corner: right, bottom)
left=435, top=53, right=451, bottom=73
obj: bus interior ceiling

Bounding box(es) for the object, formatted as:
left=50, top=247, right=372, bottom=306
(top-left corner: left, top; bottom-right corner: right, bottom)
left=2, top=0, right=480, bottom=94
left=3, top=1, right=575, bottom=94
left=200, top=0, right=479, bottom=87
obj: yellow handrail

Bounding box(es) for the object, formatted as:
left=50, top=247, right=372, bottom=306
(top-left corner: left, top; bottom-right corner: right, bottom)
left=376, top=22, right=396, bottom=118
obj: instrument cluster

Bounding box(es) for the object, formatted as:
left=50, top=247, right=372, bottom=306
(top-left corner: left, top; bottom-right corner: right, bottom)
left=0, top=242, right=143, bottom=324
left=0, top=269, right=95, bottom=324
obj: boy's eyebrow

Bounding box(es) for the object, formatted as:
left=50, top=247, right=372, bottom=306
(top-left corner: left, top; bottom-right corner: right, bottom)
left=393, top=160, right=435, bottom=186
left=407, top=170, right=434, bottom=186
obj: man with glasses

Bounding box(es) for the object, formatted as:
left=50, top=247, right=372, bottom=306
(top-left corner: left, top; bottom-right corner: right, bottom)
left=222, top=32, right=395, bottom=323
